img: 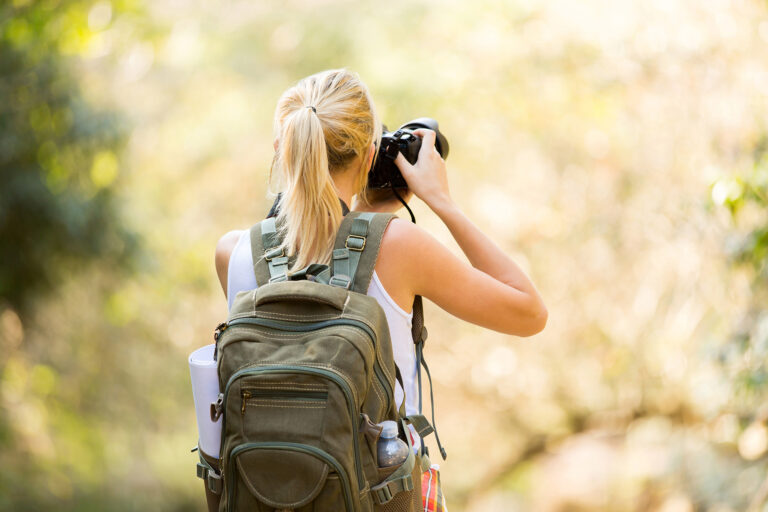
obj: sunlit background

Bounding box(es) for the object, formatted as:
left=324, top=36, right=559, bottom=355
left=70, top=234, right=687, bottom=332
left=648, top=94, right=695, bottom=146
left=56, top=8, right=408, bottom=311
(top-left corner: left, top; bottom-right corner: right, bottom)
left=2, top=0, right=768, bottom=510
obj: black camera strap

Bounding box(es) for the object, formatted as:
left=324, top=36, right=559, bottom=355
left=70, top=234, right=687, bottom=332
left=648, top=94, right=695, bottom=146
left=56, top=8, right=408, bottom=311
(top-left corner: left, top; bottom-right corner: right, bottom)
left=390, top=185, right=415, bottom=223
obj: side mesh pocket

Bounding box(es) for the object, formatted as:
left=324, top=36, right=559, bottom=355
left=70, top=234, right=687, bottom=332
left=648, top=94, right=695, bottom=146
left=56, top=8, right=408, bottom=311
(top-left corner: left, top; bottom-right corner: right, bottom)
left=371, top=419, right=423, bottom=512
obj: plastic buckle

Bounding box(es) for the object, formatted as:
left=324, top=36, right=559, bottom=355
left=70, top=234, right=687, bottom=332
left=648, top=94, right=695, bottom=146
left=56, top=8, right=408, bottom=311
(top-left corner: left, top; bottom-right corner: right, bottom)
left=196, top=462, right=207, bottom=480
left=345, top=235, right=366, bottom=251
left=328, top=275, right=352, bottom=289
left=373, top=484, right=394, bottom=505
left=207, top=471, right=222, bottom=494
left=268, top=273, right=289, bottom=283
left=264, top=247, right=285, bottom=261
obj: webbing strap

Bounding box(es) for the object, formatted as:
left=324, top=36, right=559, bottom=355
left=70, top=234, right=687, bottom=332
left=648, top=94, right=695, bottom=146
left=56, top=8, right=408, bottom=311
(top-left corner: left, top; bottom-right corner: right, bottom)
left=412, top=295, right=447, bottom=460
left=261, top=217, right=290, bottom=281
left=249, top=222, right=271, bottom=287
left=251, top=196, right=351, bottom=286
left=286, top=263, right=331, bottom=284
left=195, top=445, right=222, bottom=495
left=329, top=212, right=374, bottom=290
left=395, top=366, right=407, bottom=418
left=331, top=211, right=396, bottom=294
left=331, top=248, right=352, bottom=289
left=419, top=349, right=447, bottom=460
left=404, top=414, right=434, bottom=439
left=371, top=471, right=414, bottom=505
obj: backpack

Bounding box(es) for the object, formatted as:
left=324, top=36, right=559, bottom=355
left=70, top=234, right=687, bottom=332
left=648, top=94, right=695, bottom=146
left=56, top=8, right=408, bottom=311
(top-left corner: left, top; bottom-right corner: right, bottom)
left=196, top=210, right=445, bottom=512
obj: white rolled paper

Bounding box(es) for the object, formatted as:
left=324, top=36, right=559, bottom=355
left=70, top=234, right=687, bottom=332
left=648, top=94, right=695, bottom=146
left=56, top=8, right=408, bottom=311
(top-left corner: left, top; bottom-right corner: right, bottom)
left=189, top=344, right=221, bottom=458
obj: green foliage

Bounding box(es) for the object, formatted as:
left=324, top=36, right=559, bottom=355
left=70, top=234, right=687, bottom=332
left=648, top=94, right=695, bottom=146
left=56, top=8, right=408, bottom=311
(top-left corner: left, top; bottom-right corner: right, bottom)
left=0, top=1, right=136, bottom=313
left=713, top=138, right=768, bottom=412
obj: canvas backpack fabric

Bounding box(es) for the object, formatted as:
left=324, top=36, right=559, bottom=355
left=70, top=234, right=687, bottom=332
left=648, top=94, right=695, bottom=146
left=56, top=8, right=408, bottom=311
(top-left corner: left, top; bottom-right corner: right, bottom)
left=196, top=210, right=443, bottom=512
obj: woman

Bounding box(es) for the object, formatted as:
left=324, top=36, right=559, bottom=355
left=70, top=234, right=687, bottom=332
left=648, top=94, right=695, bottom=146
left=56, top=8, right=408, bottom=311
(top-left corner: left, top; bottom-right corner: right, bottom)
left=213, top=68, right=547, bottom=509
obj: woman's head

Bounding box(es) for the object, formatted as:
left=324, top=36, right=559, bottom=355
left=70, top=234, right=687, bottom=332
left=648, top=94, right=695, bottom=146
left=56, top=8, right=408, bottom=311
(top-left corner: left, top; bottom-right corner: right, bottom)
left=268, top=68, right=381, bottom=273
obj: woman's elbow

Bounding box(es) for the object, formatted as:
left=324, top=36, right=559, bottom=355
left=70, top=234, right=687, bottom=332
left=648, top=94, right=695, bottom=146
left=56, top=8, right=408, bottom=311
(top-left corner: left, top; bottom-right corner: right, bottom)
left=522, top=303, right=548, bottom=337
left=509, top=299, right=548, bottom=337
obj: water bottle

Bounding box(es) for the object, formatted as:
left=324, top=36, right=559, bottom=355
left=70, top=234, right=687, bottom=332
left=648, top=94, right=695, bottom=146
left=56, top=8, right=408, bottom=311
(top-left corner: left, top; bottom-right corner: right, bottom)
left=377, top=420, right=409, bottom=468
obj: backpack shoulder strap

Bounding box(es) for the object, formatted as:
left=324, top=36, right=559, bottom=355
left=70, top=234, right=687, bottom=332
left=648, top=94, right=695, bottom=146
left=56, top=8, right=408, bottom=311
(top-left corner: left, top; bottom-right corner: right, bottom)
left=249, top=217, right=292, bottom=287
left=330, top=211, right=396, bottom=294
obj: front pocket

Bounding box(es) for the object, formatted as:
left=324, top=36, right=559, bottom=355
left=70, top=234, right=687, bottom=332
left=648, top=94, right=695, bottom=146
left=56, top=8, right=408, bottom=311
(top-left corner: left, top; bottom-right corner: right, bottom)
left=222, top=365, right=365, bottom=493
left=228, top=442, right=354, bottom=512
left=240, top=380, right=329, bottom=444
left=311, top=473, right=343, bottom=509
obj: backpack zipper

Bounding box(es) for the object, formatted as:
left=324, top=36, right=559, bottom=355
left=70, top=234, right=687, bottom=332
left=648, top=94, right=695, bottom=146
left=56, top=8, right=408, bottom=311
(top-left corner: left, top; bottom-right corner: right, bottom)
left=220, top=317, right=394, bottom=416
left=241, top=389, right=328, bottom=415
left=221, top=365, right=365, bottom=492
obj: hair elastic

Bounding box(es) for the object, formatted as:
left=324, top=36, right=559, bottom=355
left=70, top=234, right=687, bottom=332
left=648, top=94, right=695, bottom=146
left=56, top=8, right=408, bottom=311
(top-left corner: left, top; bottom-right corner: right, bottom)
left=306, top=105, right=317, bottom=113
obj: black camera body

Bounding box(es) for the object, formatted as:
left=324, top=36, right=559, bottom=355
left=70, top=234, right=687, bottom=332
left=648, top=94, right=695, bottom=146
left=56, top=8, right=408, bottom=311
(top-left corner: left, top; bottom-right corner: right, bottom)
left=367, top=117, right=449, bottom=189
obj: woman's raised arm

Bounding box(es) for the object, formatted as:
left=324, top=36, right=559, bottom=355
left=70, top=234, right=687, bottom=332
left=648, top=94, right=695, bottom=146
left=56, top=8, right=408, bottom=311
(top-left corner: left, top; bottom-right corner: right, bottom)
left=392, top=130, right=547, bottom=336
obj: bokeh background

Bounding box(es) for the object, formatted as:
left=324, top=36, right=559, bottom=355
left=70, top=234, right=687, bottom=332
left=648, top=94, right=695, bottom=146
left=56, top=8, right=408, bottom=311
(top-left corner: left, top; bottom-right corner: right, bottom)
left=2, top=0, right=768, bottom=510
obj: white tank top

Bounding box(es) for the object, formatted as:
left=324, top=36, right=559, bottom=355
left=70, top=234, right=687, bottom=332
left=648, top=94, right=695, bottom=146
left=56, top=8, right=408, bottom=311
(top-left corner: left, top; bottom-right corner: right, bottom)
left=226, top=229, right=421, bottom=446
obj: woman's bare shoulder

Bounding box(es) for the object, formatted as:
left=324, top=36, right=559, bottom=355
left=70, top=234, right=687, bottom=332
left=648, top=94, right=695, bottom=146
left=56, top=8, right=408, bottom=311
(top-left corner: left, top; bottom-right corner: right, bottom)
left=379, top=216, right=431, bottom=256
left=374, top=217, right=426, bottom=312
left=215, top=230, right=244, bottom=295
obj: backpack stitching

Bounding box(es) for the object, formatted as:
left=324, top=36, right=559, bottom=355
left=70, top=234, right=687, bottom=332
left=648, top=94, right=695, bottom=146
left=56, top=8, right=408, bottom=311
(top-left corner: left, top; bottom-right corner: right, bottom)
left=222, top=327, right=372, bottom=340
left=230, top=361, right=356, bottom=390
left=242, top=384, right=327, bottom=391
left=244, top=402, right=326, bottom=409
left=246, top=311, right=343, bottom=320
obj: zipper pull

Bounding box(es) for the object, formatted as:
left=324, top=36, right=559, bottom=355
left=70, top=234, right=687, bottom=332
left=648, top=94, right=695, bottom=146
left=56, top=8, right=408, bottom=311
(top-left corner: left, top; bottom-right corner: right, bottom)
left=213, top=322, right=228, bottom=342
left=213, top=322, right=228, bottom=361
left=241, top=390, right=251, bottom=415
left=210, top=393, right=224, bottom=422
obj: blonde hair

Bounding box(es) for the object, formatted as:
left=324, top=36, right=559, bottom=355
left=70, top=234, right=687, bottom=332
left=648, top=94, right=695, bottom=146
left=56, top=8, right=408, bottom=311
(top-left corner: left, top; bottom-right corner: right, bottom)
left=267, top=69, right=382, bottom=273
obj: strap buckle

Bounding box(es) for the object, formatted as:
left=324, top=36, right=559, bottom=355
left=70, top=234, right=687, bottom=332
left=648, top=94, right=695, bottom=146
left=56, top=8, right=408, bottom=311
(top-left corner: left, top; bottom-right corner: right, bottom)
left=196, top=462, right=207, bottom=480
left=264, top=247, right=285, bottom=261
left=206, top=471, right=222, bottom=494
left=268, top=273, right=289, bottom=283
left=371, top=475, right=414, bottom=505
left=196, top=452, right=223, bottom=495
left=345, top=235, right=366, bottom=251
left=373, top=485, right=393, bottom=505
left=328, top=275, right=352, bottom=289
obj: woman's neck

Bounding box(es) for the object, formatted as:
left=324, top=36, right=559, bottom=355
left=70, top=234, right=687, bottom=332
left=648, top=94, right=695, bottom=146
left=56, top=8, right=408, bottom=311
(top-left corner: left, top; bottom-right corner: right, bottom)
left=331, top=165, right=360, bottom=212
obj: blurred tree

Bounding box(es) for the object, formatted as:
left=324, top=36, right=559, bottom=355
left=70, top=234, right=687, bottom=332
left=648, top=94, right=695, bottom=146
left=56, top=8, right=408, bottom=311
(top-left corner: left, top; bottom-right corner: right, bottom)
left=709, top=137, right=768, bottom=509
left=0, top=0, right=136, bottom=315
left=0, top=3, right=143, bottom=510
left=713, top=137, right=768, bottom=398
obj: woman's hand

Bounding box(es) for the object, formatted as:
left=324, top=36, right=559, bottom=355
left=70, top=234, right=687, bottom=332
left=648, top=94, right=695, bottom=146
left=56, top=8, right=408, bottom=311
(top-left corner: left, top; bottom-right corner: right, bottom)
left=394, top=128, right=452, bottom=211
left=352, top=187, right=414, bottom=214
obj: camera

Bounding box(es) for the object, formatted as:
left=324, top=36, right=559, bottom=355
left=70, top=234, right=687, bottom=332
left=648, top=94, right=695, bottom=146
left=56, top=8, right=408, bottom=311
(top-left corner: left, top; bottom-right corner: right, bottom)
left=367, top=118, right=449, bottom=189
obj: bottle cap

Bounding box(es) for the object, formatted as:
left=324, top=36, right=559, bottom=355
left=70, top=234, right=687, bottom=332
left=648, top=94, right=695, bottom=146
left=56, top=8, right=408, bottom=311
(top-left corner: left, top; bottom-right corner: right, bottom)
left=379, top=420, right=398, bottom=439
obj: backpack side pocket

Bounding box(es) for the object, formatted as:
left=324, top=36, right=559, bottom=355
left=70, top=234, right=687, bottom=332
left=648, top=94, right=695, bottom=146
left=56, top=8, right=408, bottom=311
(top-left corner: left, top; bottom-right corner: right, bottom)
left=370, top=419, right=423, bottom=512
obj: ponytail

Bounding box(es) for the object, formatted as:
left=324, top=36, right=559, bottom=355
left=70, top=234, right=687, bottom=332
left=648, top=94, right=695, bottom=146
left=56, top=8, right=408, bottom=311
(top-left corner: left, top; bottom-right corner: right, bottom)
left=268, top=69, right=378, bottom=274
left=273, top=105, right=342, bottom=271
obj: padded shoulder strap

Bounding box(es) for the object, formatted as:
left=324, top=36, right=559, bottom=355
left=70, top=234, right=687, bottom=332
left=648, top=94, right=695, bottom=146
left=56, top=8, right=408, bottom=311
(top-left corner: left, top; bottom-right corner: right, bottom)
left=249, top=221, right=270, bottom=287
left=249, top=218, right=294, bottom=287
left=331, top=211, right=396, bottom=294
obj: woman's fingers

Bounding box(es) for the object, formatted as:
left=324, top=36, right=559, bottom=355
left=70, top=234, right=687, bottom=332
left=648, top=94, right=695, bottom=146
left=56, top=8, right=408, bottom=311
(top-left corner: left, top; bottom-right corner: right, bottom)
left=394, top=152, right=413, bottom=176
left=412, top=129, right=437, bottom=159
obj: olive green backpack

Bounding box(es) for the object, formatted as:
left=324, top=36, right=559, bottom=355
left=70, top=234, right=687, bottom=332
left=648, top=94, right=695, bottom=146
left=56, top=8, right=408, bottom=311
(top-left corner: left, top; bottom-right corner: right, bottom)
left=196, top=211, right=445, bottom=512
